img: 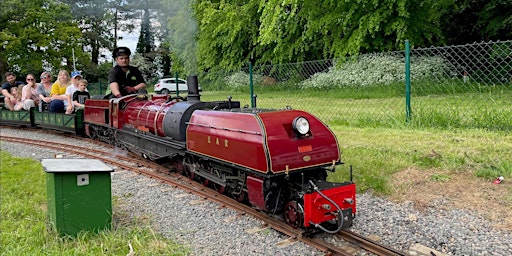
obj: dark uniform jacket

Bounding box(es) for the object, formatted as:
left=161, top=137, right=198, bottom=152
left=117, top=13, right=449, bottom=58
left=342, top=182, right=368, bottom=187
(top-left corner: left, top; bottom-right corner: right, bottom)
left=108, top=65, right=146, bottom=96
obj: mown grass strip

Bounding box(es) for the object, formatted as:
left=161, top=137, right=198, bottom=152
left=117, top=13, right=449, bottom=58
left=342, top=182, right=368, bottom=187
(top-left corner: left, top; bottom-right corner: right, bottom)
left=0, top=151, right=189, bottom=256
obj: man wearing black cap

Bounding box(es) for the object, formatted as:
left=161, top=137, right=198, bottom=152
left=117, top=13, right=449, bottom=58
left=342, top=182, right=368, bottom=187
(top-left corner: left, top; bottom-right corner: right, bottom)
left=107, top=46, right=147, bottom=98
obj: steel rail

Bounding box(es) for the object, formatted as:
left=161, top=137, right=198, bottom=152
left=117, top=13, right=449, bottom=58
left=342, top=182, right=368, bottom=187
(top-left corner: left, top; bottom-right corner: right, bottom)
left=1, top=133, right=406, bottom=256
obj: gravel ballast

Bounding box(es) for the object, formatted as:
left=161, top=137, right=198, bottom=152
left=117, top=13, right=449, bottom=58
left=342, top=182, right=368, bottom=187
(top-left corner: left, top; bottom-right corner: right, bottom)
left=1, top=127, right=511, bottom=256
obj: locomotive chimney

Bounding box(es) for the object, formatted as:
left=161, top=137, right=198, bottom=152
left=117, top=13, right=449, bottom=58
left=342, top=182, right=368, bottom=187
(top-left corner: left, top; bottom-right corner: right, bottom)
left=187, top=75, right=201, bottom=102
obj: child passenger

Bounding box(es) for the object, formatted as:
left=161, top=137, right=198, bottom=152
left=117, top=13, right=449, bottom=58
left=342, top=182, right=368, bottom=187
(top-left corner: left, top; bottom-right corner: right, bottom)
left=10, top=87, right=22, bottom=110
left=71, top=79, right=90, bottom=112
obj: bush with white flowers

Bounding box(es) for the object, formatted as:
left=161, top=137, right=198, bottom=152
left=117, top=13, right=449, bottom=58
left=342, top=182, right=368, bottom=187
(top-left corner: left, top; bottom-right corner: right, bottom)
left=224, top=71, right=263, bottom=89
left=300, top=54, right=450, bottom=89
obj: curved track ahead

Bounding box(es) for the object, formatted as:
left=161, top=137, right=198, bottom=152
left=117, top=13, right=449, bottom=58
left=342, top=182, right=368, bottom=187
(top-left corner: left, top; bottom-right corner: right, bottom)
left=1, top=131, right=406, bottom=256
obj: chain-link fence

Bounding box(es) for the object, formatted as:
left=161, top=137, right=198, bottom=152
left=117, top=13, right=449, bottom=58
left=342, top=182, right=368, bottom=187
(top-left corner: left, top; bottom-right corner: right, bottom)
left=87, top=80, right=109, bottom=96
left=408, top=41, right=512, bottom=131
left=198, top=40, right=512, bottom=131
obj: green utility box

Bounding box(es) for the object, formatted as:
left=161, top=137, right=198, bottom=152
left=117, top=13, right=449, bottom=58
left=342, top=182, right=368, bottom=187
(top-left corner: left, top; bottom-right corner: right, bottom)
left=41, top=159, right=114, bottom=236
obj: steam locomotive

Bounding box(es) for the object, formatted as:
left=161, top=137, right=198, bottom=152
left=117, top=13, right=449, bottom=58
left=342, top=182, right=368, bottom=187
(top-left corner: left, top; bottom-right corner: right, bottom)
left=0, top=76, right=356, bottom=233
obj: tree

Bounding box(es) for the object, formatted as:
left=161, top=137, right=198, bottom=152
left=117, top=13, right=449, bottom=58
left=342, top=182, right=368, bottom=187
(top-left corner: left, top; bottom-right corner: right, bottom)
left=63, top=0, right=121, bottom=65
left=0, top=0, right=83, bottom=77
left=121, top=0, right=171, bottom=78
left=258, top=0, right=452, bottom=59
left=478, top=0, right=512, bottom=40
left=441, top=0, right=512, bottom=45
left=194, top=0, right=263, bottom=71
left=191, top=0, right=452, bottom=71
left=165, top=0, right=202, bottom=74
left=136, top=1, right=156, bottom=54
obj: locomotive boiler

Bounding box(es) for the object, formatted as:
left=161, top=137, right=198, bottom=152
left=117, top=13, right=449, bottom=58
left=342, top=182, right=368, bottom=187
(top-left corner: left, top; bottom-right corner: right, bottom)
left=83, top=76, right=356, bottom=233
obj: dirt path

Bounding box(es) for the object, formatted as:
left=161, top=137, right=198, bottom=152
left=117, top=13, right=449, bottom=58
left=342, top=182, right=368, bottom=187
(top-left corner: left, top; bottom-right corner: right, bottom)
left=390, top=168, right=511, bottom=231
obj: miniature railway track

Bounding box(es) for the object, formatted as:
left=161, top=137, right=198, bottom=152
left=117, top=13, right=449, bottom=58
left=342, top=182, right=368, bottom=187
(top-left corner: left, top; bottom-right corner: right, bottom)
left=337, top=230, right=406, bottom=256
left=1, top=132, right=406, bottom=256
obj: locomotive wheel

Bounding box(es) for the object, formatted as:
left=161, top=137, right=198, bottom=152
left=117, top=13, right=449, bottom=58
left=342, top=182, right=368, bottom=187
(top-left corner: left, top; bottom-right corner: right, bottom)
left=284, top=201, right=304, bottom=229
left=210, top=169, right=226, bottom=194
left=173, top=161, right=184, bottom=175
left=188, top=169, right=196, bottom=180
left=183, top=156, right=196, bottom=179
left=212, top=183, right=226, bottom=194
left=236, top=190, right=246, bottom=202
left=200, top=177, right=209, bottom=187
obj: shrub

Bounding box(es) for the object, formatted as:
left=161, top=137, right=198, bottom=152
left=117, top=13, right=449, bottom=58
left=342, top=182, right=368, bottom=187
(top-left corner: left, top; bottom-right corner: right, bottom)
left=300, top=54, right=451, bottom=89
left=223, top=71, right=263, bottom=90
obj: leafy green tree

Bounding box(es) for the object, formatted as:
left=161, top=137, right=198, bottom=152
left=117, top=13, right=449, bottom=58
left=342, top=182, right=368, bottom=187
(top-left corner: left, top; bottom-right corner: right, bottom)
left=194, top=0, right=263, bottom=71
left=121, top=0, right=170, bottom=78
left=258, top=0, right=452, bottom=59
left=192, top=0, right=452, bottom=71
left=0, top=0, right=83, bottom=77
left=136, top=1, right=156, bottom=54
left=134, top=0, right=160, bottom=79
left=441, top=0, right=512, bottom=45
left=153, top=6, right=173, bottom=77
left=112, top=0, right=138, bottom=49
left=64, top=0, right=113, bottom=65
left=166, top=0, right=201, bottom=74
left=478, top=0, right=512, bottom=40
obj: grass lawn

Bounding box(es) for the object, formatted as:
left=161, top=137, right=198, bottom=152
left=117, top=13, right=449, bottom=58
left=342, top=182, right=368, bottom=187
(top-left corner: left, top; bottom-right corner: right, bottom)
left=198, top=89, right=512, bottom=195
left=328, top=126, right=512, bottom=193
left=3, top=84, right=512, bottom=239
left=0, top=151, right=189, bottom=255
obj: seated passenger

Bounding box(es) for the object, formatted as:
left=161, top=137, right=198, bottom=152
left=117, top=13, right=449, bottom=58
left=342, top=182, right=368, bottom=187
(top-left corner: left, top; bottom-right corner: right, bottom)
left=1, top=72, right=24, bottom=111
left=37, top=71, right=53, bottom=111
left=72, top=79, right=90, bottom=112
left=49, top=70, right=71, bottom=113
left=16, top=74, right=38, bottom=111
left=11, top=87, right=23, bottom=111
left=64, top=71, right=85, bottom=114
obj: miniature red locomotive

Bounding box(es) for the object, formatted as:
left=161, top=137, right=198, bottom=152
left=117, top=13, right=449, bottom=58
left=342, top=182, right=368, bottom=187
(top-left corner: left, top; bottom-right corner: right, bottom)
left=83, top=76, right=356, bottom=233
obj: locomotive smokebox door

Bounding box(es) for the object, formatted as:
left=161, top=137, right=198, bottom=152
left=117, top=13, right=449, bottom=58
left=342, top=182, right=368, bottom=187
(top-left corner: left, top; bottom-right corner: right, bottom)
left=41, top=158, right=114, bottom=236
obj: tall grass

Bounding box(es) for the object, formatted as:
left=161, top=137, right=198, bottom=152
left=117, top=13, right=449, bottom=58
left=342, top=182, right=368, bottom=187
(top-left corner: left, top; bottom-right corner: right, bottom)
left=0, top=151, right=189, bottom=255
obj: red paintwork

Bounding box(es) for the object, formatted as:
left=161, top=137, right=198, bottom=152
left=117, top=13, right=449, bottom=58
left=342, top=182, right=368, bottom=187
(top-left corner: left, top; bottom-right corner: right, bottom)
left=186, top=109, right=340, bottom=174
left=246, top=175, right=266, bottom=210
left=84, top=95, right=174, bottom=135
left=90, top=95, right=175, bottom=136
left=303, top=183, right=356, bottom=228
left=109, top=95, right=139, bottom=130
left=187, top=110, right=268, bottom=171
left=84, top=99, right=109, bottom=125
left=84, top=99, right=110, bottom=137
left=258, top=110, right=340, bottom=174
left=121, top=97, right=175, bottom=136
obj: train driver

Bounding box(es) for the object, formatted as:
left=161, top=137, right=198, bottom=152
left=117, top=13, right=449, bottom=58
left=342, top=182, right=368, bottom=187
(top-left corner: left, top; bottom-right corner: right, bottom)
left=106, top=47, right=147, bottom=98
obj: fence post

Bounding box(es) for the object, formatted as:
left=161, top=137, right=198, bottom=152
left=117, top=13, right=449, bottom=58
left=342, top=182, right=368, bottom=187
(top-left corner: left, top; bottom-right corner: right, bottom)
left=405, top=40, right=411, bottom=123
left=249, top=62, right=254, bottom=108
left=175, top=72, right=179, bottom=97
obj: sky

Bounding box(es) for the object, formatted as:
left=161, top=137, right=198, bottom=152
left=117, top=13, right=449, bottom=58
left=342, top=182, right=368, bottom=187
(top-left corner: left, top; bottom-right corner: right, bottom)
left=101, top=32, right=137, bottom=62
left=117, top=32, right=138, bottom=55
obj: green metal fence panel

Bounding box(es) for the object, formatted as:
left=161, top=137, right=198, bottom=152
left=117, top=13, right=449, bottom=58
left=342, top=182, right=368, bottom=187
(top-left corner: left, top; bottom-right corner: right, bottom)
left=87, top=81, right=108, bottom=97
left=409, top=40, right=512, bottom=131
left=196, top=40, right=512, bottom=131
